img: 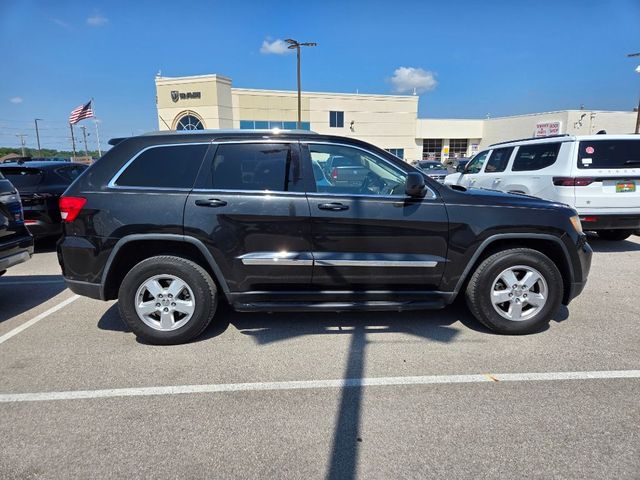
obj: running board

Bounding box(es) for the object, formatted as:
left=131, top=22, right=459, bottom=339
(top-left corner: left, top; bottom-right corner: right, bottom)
left=233, top=299, right=446, bottom=313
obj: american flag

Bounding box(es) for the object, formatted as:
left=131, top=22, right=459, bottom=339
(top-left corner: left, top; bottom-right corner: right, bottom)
left=68, top=101, right=94, bottom=125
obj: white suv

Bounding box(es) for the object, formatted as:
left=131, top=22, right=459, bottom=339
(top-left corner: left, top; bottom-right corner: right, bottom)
left=445, top=134, right=640, bottom=241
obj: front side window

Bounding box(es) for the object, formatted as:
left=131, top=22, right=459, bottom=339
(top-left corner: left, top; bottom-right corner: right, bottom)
left=464, top=150, right=489, bottom=174
left=308, top=143, right=406, bottom=196
left=512, top=143, right=560, bottom=172
left=115, top=144, right=208, bottom=189
left=484, top=147, right=514, bottom=173
left=329, top=111, right=344, bottom=128
left=577, top=140, right=640, bottom=169
left=204, top=143, right=302, bottom=192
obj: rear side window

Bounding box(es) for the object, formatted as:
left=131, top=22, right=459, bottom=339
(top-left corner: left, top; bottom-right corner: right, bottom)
left=512, top=143, right=560, bottom=172
left=484, top=147, right=514, bottom=173
left=114, top=144, right=208, bottom=189
left=56, top=165, right=87, bottom=182
left=204, top=143, right=302, bottom=192
left=577, top=140, right=640, bottom=169
left=0, top=167, right=44, bottom=188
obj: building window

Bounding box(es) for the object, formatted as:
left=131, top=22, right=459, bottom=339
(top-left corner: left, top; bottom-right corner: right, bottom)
left=329, top=111, right=344, bottom=128
left=386, top=148, right=405, bottom=159
left=422, top=139, right=443, bottom=160
left=449, top=139, right=469, bottom=158
left=239, top=120, right=311, bottom=131
left=175, top=114, right=204, bottom=131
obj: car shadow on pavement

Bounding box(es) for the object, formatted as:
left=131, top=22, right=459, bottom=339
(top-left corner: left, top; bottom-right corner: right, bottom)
left=587, top=236, right=640, bottom=253
left=0, top=275, right=66, bottom=323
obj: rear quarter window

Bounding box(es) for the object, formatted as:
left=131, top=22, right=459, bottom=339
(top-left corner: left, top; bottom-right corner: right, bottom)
left=577, top=140, right=640, bottom=169
left=511, top=143, right=561, bottom=172
left=114, top=144, right=209, bottom=189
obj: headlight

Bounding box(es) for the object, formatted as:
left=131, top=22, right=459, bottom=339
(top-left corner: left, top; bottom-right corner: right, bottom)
left=570, top=215, right=583, bottom=234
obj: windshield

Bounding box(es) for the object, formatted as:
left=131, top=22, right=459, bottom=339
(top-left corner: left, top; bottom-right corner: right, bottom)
left=0, top=167, right=44, bottom=188
left=418, top=162, right=444, bottom=171
left=578, top=140, right=640, bottom=169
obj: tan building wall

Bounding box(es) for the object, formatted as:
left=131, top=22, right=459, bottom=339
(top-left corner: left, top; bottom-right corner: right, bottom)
left=155, top=73, right=637, bottom=164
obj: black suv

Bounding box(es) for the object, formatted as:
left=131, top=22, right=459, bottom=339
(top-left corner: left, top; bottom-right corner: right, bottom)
left=57, top=131, right=592, bottom=344
left=0, top=171, right=33, bottom=275
left=0, top=161, right=88, bottom=239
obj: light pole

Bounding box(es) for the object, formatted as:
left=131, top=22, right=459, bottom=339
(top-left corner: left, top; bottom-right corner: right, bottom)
left=628, top=52, right=640, bottom=134
left=285, top=38, right=317, bottom=129
left=15, top=134, right=27, bottom=157
left=34, top=118, right=43, bottom=157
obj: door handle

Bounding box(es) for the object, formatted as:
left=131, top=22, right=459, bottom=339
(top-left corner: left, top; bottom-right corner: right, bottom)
left=318, top=202, right=349, bottom=211
left=195, top=198, right=227, bottom=208
left=493, top=178, right=502, bottom=184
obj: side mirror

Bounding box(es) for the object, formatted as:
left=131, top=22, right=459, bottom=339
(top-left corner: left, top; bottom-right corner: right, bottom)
left=405, top=172, right=426, bottom=197
left=456, top=164, right=466, bottom=173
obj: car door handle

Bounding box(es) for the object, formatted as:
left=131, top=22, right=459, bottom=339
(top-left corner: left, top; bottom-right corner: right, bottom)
left=318, top=202, right=349, bottom=211
left=195, top=198, right=227, bottom=208
left=493, top=178, right=502, bottom=184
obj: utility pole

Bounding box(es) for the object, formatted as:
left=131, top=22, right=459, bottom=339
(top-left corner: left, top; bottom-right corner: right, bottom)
left=285, top=39, right=317, bottom=129
left=34, top=119, right=43, bottom=157
left=15, top=134, right=27, bottom=157
left=80, top=125, right=89, bottom=157
left=627, top=52, right=640, bottom=134
left=69, top=124, right=77, bottom=160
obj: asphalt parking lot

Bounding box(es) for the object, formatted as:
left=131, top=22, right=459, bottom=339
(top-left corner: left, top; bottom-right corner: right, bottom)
left=0, top=236, right=639, bottom=479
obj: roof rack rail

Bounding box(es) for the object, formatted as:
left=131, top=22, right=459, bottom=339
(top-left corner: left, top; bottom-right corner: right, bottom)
left=489, top=134, right=570, bottom=147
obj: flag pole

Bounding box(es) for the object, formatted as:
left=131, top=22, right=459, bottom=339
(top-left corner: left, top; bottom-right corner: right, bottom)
left=91, top=98, right=102, bottom=157
left=69, top=123, right=77, bottom=161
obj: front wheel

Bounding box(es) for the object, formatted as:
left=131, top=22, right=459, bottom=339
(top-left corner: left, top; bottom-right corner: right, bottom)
left=595, top=229, right=633, bottom=241
left=465, top=248, right=563, bottom=334
left=118, top=255, right=218, bottom=345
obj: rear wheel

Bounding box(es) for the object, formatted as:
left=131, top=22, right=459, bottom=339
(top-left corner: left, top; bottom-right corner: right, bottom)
left=465, top=248, right=563, bottom=334
left=118, top=255, right=217, bottom=345
left=596, top=229, right=633, bottom=241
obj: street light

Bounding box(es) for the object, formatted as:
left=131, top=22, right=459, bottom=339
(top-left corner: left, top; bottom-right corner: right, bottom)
left=628, top=52, right=640, bottom=134
left=285, top=38, right=317, bottom=129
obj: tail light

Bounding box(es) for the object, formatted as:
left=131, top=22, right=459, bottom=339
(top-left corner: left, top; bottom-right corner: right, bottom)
left=331, top=167, right=338, bottom=180
left=59, top=196, right=86, bottom=222
left=580, top=216, right=598, bottom=223
left=553, top=177, right=595, bottom=187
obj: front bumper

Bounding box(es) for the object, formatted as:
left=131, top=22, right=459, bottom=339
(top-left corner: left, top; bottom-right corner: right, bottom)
left=579, top=214, right=640, bottom=231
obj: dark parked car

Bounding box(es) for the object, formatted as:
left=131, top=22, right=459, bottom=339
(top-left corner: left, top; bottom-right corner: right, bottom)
left=57, top=130, right=592, bottom=344
left=415, top=160, right=449, bottom=183
left=0, top=171, right=33, bottom=276
left=0, top=161, right=88, bottom=239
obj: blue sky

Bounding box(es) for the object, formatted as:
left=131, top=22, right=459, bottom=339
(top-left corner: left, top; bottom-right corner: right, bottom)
left=1, top=0, right=639, bottom=151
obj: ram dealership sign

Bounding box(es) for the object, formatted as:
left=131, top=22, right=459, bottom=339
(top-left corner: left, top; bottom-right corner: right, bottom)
left=535, top=121, right=562, bottom=137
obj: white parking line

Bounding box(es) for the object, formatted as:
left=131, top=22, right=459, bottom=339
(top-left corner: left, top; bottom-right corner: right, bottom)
left=0, top=295, right=79, bottom=346
left=1, top=369, right=638, bottom=403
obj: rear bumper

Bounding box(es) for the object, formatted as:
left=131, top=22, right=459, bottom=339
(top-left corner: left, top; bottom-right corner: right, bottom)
left=25, top=219, right=62, bottom=239
left=0, top=235, right=34, bottom=271
left=579, top=214, right=640, bottom=230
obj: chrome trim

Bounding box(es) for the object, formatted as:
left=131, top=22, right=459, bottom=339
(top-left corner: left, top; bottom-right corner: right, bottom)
left=107, top=142, right=212, bottom=189
left=192, top=188, right=305, bottom=196
left=237, top=252, right=438, bottom=268
left=239, top=251, right=314, bottom=266
left=314, top=259, right=438, bottom=268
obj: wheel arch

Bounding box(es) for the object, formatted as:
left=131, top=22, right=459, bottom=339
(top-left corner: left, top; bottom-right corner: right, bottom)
left=452, top=233, right=574, bottom=305
left=101, top=234, right=229, bottom=300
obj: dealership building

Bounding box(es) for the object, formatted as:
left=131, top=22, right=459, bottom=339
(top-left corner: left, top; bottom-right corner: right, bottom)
left=155, top=73, right=638, bottom=162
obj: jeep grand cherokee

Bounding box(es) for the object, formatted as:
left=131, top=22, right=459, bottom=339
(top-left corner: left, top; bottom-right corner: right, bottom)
left=57, top=130, right=592, bottom=345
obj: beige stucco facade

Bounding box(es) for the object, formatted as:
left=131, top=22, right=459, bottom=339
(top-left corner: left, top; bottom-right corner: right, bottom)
left=155, top=74, right=638, bottom=162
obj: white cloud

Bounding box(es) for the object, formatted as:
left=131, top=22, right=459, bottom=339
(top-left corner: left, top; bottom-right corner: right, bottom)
left=9, top=97, right=23, bottom=104
left=260, top=39, right=290, bottom=55
left=390, top=67, right=437, bottom=94
left=86, top=12, right=108, bottom=27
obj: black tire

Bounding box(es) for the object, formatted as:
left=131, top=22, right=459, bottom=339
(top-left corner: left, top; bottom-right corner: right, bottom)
left=596, top=229, right=633, bottom=241
left=118, top=255, right=217, bottom=345
left=465, top=248, right=563, bottom=335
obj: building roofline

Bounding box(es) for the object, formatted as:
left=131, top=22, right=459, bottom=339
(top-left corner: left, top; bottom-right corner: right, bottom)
left=232, top=87, right=416, bottom=100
